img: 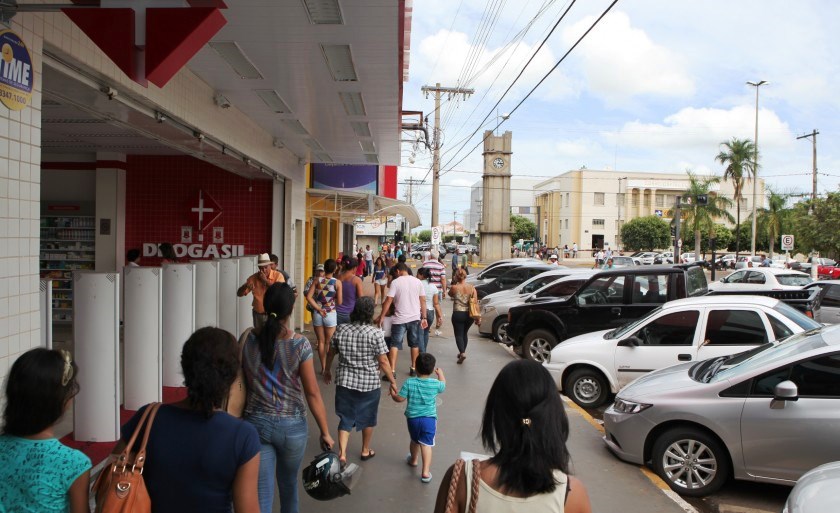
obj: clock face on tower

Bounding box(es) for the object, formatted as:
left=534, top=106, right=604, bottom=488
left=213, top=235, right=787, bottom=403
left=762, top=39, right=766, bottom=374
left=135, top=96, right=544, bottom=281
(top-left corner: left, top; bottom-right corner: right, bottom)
left=492, top=157, right=505, bottom=169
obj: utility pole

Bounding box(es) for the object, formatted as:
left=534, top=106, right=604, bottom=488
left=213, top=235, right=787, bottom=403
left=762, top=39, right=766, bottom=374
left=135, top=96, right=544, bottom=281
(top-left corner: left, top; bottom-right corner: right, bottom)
left=673, top=196, right=682, bottom=261
left=797, top=129, right=819, bottom=207
left=404, top=177, right=422, bottom=205
left=421, top=83, right=474, bottom=227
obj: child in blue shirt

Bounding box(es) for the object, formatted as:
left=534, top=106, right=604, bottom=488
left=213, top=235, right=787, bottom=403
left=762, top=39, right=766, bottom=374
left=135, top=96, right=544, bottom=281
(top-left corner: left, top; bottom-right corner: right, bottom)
left=390, top=352, right=446, bottom=483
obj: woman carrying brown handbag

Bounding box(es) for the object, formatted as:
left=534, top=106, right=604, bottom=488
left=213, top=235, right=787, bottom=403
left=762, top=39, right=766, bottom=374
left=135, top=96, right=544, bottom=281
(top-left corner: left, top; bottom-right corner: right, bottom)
left=448, top=268, right=479, bottom=364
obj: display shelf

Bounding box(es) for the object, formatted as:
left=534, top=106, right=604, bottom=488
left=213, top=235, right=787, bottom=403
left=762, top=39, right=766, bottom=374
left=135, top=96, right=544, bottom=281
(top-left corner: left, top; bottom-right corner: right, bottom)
left=40, top=215, right=96, bottom=327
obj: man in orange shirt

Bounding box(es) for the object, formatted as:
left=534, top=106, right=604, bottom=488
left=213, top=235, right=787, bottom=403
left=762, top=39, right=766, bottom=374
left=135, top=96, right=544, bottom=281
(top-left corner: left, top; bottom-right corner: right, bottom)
left=237, top=253, right=285, bottom=333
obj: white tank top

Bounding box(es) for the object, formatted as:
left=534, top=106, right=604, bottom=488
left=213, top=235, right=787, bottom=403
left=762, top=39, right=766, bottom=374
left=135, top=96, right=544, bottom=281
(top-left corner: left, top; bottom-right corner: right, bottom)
left=464, top=459, right=568, bottom=513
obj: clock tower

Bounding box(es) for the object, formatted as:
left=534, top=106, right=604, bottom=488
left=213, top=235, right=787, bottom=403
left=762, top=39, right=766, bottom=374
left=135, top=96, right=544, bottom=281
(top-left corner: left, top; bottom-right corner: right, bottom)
left=479, top=130, right=513, bottom=262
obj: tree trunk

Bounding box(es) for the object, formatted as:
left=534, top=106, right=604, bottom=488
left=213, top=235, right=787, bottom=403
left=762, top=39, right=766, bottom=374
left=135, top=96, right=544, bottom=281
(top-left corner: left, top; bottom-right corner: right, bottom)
left=694, top=230, right=702, bottom=263
left=769, top=238, right=775, bottom=259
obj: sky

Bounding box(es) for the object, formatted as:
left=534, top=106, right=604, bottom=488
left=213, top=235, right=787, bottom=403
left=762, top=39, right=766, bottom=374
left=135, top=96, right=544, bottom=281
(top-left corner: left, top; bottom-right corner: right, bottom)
left=397, top=0, right=840, bottom=229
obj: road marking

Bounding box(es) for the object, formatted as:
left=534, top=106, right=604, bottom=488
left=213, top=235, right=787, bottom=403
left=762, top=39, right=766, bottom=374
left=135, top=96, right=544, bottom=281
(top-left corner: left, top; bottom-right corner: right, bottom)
left=561, top=396, right=700, bottom=513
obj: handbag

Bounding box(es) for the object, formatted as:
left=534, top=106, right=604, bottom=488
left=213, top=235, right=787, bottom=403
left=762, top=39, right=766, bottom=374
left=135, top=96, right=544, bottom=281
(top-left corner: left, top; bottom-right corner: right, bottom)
left=443, top=459, right=480, bottom=513
left=468, top=288, right=481, bottom=322
left=93, top=402, right=162, bottom=513
left=222, top=327, right=251, bottom=418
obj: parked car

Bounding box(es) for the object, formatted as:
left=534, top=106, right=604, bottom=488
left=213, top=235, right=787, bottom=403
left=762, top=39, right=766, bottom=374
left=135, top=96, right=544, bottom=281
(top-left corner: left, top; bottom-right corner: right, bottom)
left=637, top=252, right=659, bottom=265
left=465, top=258, right=540, bottom=284
left=479, top=271, right=595, bottom=341
left=680, top=252, right=696, bottom=264
left=713, top=254, right=736, bottom=270
left=545, top=296, right=821, bottom=408
left=804, top=280, right=840, bottom=324
left=505, top=265, right=709, bottom=363
left=603, top=323, right=840, bottom=496
left=799, top=257, right=837, bottom=276
left=609, top=256, right=637, bottom=268
left=708, top=268, right=812, bottom=292
left=653, top=252, right=674, bottom=265
left=783, top=461, right=840, bottom=513
left=734, top=255, right=765, bottom=269
left=474, top=263, right=558, bottom=299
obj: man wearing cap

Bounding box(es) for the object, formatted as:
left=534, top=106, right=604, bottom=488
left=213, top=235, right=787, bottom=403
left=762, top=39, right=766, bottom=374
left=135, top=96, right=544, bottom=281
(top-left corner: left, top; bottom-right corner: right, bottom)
left=237, top=253, right=285, bottom=333
left=548, top=254, right=560, bottom=265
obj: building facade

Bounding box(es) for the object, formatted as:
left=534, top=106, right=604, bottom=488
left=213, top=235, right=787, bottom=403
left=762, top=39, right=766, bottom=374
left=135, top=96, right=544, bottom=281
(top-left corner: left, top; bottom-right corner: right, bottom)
left=535, top=170, right=765, bottom=252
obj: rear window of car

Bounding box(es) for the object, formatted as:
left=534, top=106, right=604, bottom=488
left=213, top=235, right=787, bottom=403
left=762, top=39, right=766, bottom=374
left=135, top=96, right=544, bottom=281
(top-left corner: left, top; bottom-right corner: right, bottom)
left=685, top=266, right=708, bottom=296
left=776, top=274, right=813, bottom=287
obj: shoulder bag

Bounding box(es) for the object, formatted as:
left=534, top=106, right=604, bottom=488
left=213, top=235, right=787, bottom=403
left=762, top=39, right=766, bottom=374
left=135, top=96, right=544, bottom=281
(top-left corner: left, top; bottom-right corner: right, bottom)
left=443, top=458, right=480, bottom=513
left=222, top=327, right=251, bottom=418
left=93, top=402, right=162, bottom=513
left=467, top=287, right=481, bottom=322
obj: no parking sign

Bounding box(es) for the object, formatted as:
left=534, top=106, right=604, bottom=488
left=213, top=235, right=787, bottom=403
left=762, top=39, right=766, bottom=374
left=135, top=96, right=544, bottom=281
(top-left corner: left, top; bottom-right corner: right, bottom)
left=781, top=234, right=794, bottom=251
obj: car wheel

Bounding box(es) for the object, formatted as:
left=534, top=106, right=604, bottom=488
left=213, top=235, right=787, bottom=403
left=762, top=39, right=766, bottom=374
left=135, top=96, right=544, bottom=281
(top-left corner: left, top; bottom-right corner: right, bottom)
left=523, top=329, right=557, bottom=363
left=565, top=368, right=609, bottom=408
left=651, top=427, right=730, bottom=497
left=492, top=317, right=509, bottom=342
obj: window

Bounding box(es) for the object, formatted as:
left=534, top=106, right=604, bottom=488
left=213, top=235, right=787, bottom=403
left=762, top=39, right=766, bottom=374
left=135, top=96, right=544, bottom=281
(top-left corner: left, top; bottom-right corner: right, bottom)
left=522, top=276, right=561, bottom=294
left=746, top=271, right=767, bottom=284
left=616, top=193, right=625, bottom=206
left=643, top=193, right=651, bottom=207
left=593, top=219, right=605, bottom=227
left=564, top=219, right=569, bottom=229
left=594, top=192, right=605, bottom=205
left=631, top=275, right=668, bottom=304
left=704, top=310, right=768, bottom=346
left=753, top=354, right=840, bottom=397
left=635, top=310, right=699, bottom=346
left=631, top=194, right=639, bottom=207
left=538, top=279, right=585, bottom=298
left=577, top=276, right=625, bottom=305
left=565, top=193, right=570, bottom=207
left=725, top=270, right=748, bottom=283
left=767, top=314, right=794, bottom=340
left=655, top=194, right=664, bottom=207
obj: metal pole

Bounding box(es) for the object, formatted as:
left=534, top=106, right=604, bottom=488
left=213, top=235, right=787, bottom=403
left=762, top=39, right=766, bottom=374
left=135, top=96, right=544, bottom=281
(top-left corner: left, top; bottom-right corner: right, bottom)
left=674, top=196, right=681, bottom=262
left=747, top=80, right=767, bottom=256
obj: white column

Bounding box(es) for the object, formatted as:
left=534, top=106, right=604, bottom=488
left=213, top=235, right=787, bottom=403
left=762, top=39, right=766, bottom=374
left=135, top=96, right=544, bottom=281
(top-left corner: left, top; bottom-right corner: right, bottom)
left=193, top=260, right=220, bottom=328
left=123, top=267, right=163, bottom=410
left=73, top=272, right=121, bottom=442
left=39, top=280, right=53, bottom=349
left=237, top=256, right=257, bottom=337
left=94, top=154, right=127, bottom=272
left=218, top=258, right=239, bottom=335
left=162, top=264, right=195, bottom=387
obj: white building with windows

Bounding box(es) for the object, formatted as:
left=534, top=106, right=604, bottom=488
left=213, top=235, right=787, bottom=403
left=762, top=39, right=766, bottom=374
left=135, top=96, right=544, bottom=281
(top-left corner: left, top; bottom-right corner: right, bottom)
left=464, top=178, right=542, bottom=234
left=534, top=170, right=765, bottom=253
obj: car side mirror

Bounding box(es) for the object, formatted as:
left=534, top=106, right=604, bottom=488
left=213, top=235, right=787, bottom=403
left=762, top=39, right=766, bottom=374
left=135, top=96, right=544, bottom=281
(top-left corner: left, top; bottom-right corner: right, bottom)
left=773, top=380, right=799, bottom=402
left=617, top=336, right=642, bottom=347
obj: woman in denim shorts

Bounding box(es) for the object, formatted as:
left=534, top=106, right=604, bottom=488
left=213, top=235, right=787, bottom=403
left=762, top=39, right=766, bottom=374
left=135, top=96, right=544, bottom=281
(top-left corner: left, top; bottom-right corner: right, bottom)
left=306, top=258, right=342, bottom=375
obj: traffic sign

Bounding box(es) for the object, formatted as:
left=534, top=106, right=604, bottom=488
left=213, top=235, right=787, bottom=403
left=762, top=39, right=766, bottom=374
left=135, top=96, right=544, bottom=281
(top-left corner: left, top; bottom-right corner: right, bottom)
left=654, top=210, right=663, bottom=217
left=781, top=234, right=794, bottom=251
left=431, top=226, right=442, bottom=244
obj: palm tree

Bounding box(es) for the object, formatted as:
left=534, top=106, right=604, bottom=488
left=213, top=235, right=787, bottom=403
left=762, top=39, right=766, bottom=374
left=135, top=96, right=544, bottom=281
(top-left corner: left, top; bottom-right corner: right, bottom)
left=669, top=172, right=735, bottom=261
left=716, top=138, right=757, bottom=259
left=758, top=190, right=786, bottom=257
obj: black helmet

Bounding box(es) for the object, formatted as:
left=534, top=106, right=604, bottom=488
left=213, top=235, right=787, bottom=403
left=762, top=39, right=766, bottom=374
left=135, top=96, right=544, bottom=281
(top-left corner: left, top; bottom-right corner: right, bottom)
left=302, top=451, right=363, bottom=501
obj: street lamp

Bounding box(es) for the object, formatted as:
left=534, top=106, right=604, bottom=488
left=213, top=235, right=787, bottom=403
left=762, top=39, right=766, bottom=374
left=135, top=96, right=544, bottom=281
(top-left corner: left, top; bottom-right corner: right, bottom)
left=747, top=80, right=768, bottom=256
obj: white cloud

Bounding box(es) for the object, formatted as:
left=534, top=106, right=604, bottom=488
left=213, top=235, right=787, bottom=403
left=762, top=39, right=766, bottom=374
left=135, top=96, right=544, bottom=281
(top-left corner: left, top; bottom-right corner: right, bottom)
left=447, top=178, right=474, bottom=187
left=554, top=138, right=603, bottom=158
left=561, top=11, right=694, bottom=104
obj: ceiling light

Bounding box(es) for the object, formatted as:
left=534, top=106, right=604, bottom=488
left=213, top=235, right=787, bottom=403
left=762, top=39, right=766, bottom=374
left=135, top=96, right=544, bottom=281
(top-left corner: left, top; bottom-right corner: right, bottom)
left=255, top=90, right=291, bottom=114
left=304, top=139, right=324, bottom=151
left=280, top=119, right=309, bottom=135
left=339, top=92, right=366, bottom=116
left=350, top=121, right=371, bottom=137
left=302, top=0, right=343, bottom=24
left=365, top=154, right=378, bottom=164
left=214, top=93, right=231, bottom=108
left=209, top=41, right=264, bottom=80
left=321, top=44, right=358, bottom=82
left=359, top=140, right=375, bottom=153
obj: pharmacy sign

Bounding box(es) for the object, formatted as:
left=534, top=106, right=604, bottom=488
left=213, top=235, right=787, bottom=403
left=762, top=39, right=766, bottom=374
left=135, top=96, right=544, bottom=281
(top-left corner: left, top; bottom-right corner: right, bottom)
left=0, top=29, right=33, bottom=111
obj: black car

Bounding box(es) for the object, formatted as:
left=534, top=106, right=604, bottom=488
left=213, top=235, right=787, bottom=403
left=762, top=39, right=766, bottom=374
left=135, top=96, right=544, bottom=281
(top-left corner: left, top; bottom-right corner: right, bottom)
left=474, top=263, right=558, bottom=299
left=505, top=265, right=709, bottom=362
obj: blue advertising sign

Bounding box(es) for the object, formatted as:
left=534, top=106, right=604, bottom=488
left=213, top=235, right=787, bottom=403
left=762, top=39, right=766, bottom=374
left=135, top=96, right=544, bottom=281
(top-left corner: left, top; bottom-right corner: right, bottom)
left=0, top=29, right=33, bottom=111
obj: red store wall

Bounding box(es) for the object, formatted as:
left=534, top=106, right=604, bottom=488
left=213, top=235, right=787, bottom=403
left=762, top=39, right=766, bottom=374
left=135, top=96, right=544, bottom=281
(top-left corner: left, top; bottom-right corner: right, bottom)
left=125, top=155, right=273, bottom=265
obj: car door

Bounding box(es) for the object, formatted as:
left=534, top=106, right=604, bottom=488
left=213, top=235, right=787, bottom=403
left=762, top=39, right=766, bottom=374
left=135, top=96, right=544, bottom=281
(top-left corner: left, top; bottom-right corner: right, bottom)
left=715, top=270, right=748, bottom=290
left=740, top=352, right=840, bottom=482
left=570, top=274, right=627, bottom=338
left=696, top=309, right=770, bottom=361
left=809, top=283, right=840, bottom=324
left=614, top=309, right=700, bottom=388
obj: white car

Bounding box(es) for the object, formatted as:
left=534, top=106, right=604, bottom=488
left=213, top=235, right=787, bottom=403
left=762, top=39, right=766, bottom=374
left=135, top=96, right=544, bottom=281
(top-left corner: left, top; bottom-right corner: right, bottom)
left=465, top=258, right=540, bottom=284
left=637, top=252, right=659, bottom=265
left=680, top=252, right=696, bottom=264
left=708, top=267, right=813, bottom=292
left=479, top=271, right=595, bottom=341
left=543, top=296, right=820, bottom=408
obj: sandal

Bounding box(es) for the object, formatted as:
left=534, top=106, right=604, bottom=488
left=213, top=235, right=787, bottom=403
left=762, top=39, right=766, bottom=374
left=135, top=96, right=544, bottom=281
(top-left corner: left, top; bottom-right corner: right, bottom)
left=406, top=454, right=418, bottom=467
left=457, top=353, right=466, bottom=364
left=360, top=450, right=376, bottom=461
left=421, top=473, right=433, bottom=483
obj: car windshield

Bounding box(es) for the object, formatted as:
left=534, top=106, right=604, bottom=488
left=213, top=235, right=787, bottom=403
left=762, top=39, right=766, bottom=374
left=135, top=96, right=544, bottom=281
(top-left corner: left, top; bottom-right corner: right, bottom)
left=606, top=307, right=664, bottom=340
left=775, top=274, right=813, bottom=286
left=709, top=326, right=833, bottom=383
left=773, top=302, right=821, bottom=330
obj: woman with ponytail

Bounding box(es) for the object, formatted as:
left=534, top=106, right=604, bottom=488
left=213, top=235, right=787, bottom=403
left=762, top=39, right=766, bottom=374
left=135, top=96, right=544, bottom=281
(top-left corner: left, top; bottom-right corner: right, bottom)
left=433, top=360, right=591, bottom=513
left=242, top=282, right=334, bottom=513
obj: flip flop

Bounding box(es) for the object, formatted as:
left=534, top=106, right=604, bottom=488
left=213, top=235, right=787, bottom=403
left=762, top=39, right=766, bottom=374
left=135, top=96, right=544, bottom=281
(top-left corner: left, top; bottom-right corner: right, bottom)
left=421, top=473, right=433, bottom=483
left=406, top=454, right=418, bottom=467
left=360, top=450, right=376, bottom=461
left=339, top=457, right=347, bottom=469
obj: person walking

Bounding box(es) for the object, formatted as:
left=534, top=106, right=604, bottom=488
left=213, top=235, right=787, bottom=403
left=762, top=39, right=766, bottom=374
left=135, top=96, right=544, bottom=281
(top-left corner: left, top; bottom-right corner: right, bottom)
left=355, top=252, right=367, bottom=278
left=336, top=257, right=364, bottom=326
left=242, top=283, right=334, bottom=513
left=415, top=267, right=443, bottom=370
left=238, top=253, right=285, bottom=333
left=375, top=263, right=428, bottom=378
left=572, top=242, right=578, bottom=258
left=364, top=245, right=374, bottom=278
left=433, top=360, right=592, bottom=513
left=0, top=348, right=91, bottom=513
left=448, top=268, right=477, bottom=364
left=372, top=256, right=388, bottom=304
left=422, top=250, right=447, bottom=301
left=306, top=259, right=342, bottom=374
left=324, top=298, right=397, bottom=467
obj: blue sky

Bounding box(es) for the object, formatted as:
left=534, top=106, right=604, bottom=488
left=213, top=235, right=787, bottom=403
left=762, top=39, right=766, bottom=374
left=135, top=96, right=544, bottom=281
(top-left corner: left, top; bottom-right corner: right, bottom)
left=398, top=0, right=840, bottom=228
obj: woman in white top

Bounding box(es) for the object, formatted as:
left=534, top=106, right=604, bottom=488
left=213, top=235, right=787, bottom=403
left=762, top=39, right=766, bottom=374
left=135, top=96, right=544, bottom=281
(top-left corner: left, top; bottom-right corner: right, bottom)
left=433, top=360, right=591, bottom=513
left=414, top=267, right=443, bottom=374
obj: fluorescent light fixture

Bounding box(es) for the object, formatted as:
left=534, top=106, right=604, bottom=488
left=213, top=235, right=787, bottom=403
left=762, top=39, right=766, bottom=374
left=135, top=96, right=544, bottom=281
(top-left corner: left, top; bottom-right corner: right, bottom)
left=255, top=90, right=291, bottom=113
left=209, top=41, right=264, bottom=79
left=321, top=44, right=358, bottom=81
left=280, top=119, right=309, bottom=135
left=315, top=152, right=333, bottom=162
left=359, top=140, right=376, bottom=153
left=365, top=154, right=379, bottom=164
left=338, top=92, right=366, bottom=116
left=302, top=0, right=343, bottom=24
left=350, top=121, right=371, bottom=137
left=304, top=139, right=324, bottom=151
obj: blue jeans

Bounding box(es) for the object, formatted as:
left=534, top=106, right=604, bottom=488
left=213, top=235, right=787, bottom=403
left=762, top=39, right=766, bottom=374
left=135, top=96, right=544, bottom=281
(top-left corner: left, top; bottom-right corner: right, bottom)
left=421, top=309, right=435, bottom=353
left=246, top=415, right=308, bottom=513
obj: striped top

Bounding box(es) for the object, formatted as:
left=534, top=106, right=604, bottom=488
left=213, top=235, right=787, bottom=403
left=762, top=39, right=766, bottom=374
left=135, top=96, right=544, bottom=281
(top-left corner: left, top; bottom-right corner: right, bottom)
left=398, top=377, right=446, bottom=418
left=242, top=331, right=313, bottom=417
left=423, top=260, right=446, bottom=290
left=314, top=277, right=338, bottom=312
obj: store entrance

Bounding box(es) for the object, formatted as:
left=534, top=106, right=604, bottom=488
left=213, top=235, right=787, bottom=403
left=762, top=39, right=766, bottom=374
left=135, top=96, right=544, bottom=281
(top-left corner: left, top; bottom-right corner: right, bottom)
left=591, top=234, right=604, bottom=250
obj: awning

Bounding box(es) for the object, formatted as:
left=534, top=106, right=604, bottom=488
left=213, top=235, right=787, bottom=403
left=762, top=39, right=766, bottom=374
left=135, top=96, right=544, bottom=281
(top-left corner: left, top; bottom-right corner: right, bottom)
left=307, top=189, right=422, bottom=227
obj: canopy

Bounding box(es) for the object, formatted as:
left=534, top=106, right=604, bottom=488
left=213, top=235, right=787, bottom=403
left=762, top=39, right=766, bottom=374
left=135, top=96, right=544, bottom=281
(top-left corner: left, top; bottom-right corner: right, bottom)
left=307, top=189, right=422, bottom=228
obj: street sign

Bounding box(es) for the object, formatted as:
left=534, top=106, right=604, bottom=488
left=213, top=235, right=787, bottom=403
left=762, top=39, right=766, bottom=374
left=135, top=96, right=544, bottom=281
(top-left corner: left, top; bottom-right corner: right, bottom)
left=654, top=210, right=663, bottom=217
left=678, top=238, right=683, bottom=247
left=431, top=226, right=442, bottom=244
left=781, top=234, right=794, bottom=251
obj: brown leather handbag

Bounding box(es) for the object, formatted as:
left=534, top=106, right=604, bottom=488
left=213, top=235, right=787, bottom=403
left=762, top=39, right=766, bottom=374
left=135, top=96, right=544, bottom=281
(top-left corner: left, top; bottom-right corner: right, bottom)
left=93, top=402, right=162, bottom=513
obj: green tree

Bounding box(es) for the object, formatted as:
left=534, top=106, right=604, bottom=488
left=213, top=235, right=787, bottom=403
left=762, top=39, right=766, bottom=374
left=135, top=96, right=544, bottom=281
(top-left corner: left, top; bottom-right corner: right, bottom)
left=416, top=230, right=432, bottom=242
left=669, top=172, right=734, bottom=261
left=716, top=138, right=757, bottom=258
left=790, top=193, right=840, bottom=258
left=620, top=216, right=671, bottom=251
left=757, top=189, right=787, bottom=257
left=700, top=224, right=733, bottom=254
left=510, top=215, right=537, bottom=243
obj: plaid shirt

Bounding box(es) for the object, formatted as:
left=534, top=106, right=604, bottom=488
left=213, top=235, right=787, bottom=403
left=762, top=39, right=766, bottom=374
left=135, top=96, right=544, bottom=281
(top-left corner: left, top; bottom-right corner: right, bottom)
left=331, top=323, right=388, bottom=392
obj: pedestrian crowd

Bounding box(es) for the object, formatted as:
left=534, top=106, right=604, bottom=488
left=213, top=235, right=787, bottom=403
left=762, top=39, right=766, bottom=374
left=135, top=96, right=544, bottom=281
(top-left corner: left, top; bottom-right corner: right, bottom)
left=0, top=242, right=591, bottom=513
